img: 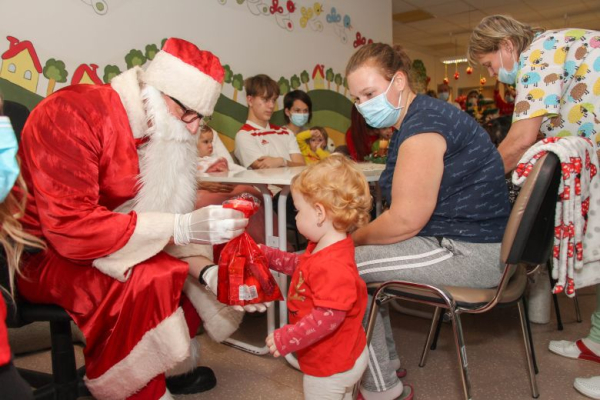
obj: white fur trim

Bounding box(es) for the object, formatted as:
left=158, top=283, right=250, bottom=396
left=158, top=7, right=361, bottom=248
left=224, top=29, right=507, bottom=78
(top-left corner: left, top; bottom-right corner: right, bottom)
left=183, top=278, right=243, bottom=343
left=93, top=213, right=174, bottom=282
left=111, top=67, right=147, bottom=139
left=575, top=260, right=600, bottom=289
left=84, top=308, right=190, bottom=400
left=165, top=337, right=200, bottom=377
left=130, top=86, right=199, bottom=214
left=143, top=51, right=222, bottom=117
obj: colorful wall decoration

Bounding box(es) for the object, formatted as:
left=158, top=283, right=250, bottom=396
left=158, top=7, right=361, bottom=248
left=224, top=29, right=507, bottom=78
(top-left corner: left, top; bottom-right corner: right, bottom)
left=0, top=0, right=392, bottom=147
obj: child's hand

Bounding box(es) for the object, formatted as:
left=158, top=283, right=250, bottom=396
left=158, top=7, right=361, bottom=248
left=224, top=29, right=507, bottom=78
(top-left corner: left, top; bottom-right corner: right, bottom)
left=266, top=332, right=281, bottom=357
left=206, top=157, right=229, bottom=172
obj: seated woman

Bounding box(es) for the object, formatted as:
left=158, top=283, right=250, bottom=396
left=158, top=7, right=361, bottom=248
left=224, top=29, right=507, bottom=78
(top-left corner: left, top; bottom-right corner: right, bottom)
left=195, top=125, right=274, bottom=245
left=346, top=43, right=510, bottom=400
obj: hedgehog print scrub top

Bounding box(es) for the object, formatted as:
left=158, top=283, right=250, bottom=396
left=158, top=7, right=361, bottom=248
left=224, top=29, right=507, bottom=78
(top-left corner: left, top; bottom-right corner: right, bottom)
left=513, top=29, right=600, bottom=148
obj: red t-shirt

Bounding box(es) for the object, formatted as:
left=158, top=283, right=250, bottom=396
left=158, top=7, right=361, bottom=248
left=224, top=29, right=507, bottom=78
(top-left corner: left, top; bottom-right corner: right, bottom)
left=1, top=296, right=10, bottom=366
left=286, top=236, right=367, bottom=377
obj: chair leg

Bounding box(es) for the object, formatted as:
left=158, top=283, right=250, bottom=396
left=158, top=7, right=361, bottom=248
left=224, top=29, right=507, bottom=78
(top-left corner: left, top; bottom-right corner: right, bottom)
left=517, top=299, right=540, bottom=398
left=547, top=260, right=564, bottom=331
left=520, top=297, right=539, bottom=374
left=573, top=295, right=583, bottom=323
left=419, top=307, right=442, bottom=367
left=430, top=308, right=445, bottom=351
left=49, top=320, right=79, bottom=400
left=449, top=311, right=472, bottom=400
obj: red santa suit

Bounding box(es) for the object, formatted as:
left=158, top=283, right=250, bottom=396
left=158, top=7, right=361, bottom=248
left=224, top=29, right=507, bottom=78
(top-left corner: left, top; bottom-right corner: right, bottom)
left=15, top=42, right=240, bottom=400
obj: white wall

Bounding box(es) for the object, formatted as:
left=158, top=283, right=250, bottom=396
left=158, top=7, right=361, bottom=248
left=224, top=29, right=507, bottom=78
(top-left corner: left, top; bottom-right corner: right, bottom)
left=0, top=0, right=392, bottom=104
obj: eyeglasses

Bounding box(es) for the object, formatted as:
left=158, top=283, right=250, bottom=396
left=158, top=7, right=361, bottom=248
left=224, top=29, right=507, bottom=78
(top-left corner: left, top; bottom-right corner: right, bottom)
left=169, top=96, right=204, bottom=124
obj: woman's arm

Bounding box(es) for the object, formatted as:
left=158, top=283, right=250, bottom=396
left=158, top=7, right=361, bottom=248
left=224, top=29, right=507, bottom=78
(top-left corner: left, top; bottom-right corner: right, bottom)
left=497, top=116, right=543, bottom=173
left=352, top=133, right=446, bottom=246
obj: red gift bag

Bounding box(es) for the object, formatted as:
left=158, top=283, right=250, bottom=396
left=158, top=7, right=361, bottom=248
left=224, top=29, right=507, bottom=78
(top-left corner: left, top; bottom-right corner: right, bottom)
left=217, top=195, right=283, bottom=306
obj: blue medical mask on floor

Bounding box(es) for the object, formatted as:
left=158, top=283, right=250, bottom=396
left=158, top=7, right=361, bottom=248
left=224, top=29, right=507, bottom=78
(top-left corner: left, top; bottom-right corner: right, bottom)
left=290, top=113, right=309, bottom=127
left=498, top=49, right=518, bottom=85
left=438, top=92, right=449, bottom=102
left=0, top=116, right=20, bottom=202
left=356, top=75, right=403, bottom=129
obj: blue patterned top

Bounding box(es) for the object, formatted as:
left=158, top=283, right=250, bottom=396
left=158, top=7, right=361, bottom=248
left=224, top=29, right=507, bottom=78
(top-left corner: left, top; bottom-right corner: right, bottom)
left=380, top=95, right=510, bottom=243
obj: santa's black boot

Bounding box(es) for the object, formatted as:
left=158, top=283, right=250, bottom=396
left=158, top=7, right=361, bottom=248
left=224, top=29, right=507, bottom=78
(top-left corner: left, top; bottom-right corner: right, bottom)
left=165, top=366, right=217, bottom=395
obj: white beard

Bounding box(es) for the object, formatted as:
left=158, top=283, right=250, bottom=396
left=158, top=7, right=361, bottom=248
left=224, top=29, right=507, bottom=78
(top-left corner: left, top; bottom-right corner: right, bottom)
left=123, top=85, right=199, bottom=214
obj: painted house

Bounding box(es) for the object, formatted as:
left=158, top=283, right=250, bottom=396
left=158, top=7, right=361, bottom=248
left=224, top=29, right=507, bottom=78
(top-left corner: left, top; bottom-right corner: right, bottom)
left=71, top=63, right=103, bottom=85
left=0, top=36, right=42, bottom=93
left=312, top=64, right=325, bottom=89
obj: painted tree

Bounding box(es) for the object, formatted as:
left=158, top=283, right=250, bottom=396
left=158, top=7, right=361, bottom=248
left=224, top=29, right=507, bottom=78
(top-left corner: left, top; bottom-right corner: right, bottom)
left=231, top=73, right=244, bottom=102
left=300, top=70, right=310, bottom=91
left=325, top=68, right=334, bottom=90
left=278, top=77, right=290, bottom=96
left=43, top=58, right=68, bottom=96
left=343, top=76, right=349, bottom=97
left=103, top=65, right=122, bottom=83
left=125, top=49, right=146, bottom=69
left=223, top=64, right=233, bottom=87
left=290, top=74, right=301, bottom=90
left=334, top=73, right=343, bottom=92
left=145, top=44, right=159, bottom=61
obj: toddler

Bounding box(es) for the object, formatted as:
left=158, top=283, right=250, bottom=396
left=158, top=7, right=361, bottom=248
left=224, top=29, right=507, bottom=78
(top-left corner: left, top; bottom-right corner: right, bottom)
left=262, top=155, right=372, bottom=399
left=197, top=125, right=245, bottom=173
left=296, top=126, right=331, bottom=164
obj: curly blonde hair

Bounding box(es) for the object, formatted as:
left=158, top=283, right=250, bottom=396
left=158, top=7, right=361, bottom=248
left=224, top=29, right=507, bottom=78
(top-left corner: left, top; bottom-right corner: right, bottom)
left=1, top=174, right=46, bottom=296
left=291, top=155, right=371, bottom=233
left=468, top=15, right=544, bottom=65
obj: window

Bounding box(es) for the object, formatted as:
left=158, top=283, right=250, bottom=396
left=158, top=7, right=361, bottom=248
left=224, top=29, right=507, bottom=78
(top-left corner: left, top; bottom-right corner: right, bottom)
left=8, top=63, right=16, bottom=73
left=24, top=70, right=32, bottom=80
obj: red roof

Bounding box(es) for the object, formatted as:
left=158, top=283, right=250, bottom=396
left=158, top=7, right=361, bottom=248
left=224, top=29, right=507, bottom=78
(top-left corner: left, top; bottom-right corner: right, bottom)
left=71, top=64, right=103, bottom=85
left=312, top=64, right=325, bottom=79
left=1, top=36, right=42, bottom=73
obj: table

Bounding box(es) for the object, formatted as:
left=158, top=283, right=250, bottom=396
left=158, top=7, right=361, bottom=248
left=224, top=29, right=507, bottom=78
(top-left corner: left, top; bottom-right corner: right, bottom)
left=198, top=163, right=385, bottom=366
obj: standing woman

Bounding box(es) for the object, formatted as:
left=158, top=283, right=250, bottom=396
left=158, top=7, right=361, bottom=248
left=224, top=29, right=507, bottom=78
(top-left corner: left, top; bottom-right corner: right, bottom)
left=346, top=43, right=510, bottom=400
left=468, top=14, right=600, bottom=173
left=282, top=90, right=313, bottom=135
left=469, top=15, right=600, bottom=399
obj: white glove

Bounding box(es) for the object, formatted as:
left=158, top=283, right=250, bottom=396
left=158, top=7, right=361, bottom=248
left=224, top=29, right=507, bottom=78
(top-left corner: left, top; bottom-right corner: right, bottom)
left=173, top=205, right=248, bottom=245
left=201, top=265, right=272, bottom=313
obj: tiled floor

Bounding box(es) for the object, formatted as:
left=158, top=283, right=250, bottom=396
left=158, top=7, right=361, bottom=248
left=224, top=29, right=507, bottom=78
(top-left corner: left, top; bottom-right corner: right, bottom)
left=12, top=285, right=598, bottom=399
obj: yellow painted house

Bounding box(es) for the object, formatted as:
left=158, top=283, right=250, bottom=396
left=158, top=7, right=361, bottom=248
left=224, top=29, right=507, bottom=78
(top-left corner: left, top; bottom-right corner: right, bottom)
left=312, top=64, right=325, bottom=89
left=71, top=64, right=103, bottom=85
left=0, top=36, right=42, bottom=93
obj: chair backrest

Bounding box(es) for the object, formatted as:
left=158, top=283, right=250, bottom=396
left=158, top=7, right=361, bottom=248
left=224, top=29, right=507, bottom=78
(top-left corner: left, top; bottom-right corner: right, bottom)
left=501, top=153, right=561, bottom=266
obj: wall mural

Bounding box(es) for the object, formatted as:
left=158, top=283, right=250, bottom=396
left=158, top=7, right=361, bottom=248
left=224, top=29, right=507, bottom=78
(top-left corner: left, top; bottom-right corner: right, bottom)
left=0, top=1, right=378, bottom=149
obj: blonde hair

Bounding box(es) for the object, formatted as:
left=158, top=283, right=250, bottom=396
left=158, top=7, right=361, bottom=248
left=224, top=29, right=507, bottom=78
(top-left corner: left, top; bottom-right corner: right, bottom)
left=468, top=15, right=544, bottom=65
left=345, top=43, right=414, bottom=91
left=291, top=155, right=371, bottom=233
left=1, top=174, right=46, bottom=295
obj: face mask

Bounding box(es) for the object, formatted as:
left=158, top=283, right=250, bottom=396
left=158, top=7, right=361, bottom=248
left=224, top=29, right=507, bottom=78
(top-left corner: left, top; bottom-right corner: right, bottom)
left=498, top=49, right=518, bottom=85
left=0, top=117, right=20, bottom=202
left=505, top=95, right=514, bottom=103
left=290, top=113, right=309, bottom=127
left=438, top=92, right=449, bottom=101
left=356, top=75, right=403, bottom=129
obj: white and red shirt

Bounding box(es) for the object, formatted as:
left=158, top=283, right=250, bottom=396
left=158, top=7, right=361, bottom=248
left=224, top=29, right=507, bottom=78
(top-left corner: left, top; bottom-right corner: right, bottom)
left=234, top=121, right=301, bottom=168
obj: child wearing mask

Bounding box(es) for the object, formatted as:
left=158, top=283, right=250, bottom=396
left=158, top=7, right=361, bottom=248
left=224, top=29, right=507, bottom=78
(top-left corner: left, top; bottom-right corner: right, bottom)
left=296, top=126, right=331, bottom=164
left=262, top=155, right=372, bottom=400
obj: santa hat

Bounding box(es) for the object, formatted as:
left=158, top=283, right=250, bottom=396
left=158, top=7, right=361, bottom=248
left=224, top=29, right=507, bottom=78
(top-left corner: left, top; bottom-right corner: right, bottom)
left=143, top=38, right=224, bottom=117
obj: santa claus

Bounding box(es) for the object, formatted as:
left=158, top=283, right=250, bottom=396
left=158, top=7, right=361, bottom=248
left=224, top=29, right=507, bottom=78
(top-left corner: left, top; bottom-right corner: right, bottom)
left=16, top=38, right=264, bottom=400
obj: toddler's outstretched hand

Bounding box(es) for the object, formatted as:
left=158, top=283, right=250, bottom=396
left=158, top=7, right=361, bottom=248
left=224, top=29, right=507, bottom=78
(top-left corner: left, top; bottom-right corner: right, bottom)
left=266, top=332, right=281, bottom=357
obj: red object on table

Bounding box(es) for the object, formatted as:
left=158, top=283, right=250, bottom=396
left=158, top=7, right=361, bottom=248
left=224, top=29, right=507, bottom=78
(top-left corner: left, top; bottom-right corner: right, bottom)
left=217, top=196, right=283, bottom=306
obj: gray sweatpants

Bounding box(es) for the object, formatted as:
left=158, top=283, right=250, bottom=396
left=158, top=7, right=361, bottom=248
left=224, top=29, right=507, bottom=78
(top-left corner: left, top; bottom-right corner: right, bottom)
left=356, top=236, right=503, bottom=393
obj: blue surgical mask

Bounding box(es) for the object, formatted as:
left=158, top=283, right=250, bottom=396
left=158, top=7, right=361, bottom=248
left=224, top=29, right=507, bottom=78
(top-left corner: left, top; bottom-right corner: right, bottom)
left=356, top=75, right=403, bottom=129
left=0, top=117, right=19, bottom=202
left=438, top=92, right=449, bottom=101
left=498, top=49, right=518, bottom=85
left=290, top=113, right=309, bottom=127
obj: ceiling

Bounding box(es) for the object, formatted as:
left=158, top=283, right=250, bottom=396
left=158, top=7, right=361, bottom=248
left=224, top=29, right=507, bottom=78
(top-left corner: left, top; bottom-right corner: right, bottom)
left=392, top=0, right=600, bottom=61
